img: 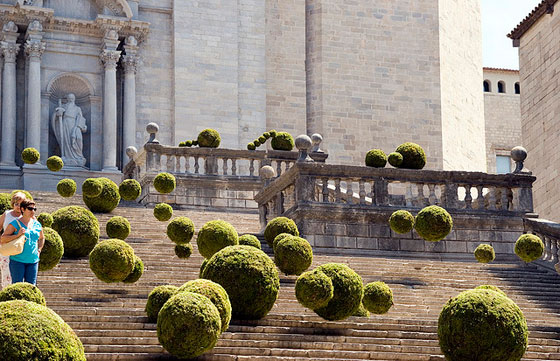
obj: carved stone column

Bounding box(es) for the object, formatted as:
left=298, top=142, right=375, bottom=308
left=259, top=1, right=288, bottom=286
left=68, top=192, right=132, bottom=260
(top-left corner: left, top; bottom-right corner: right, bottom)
left=122, top=36, right=140, bottom=165
left=100, top=48, right=121, bottom=171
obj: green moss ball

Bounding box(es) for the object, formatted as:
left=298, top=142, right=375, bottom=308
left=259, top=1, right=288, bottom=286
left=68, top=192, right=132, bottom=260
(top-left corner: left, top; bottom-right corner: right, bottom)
left=39, top=227, right=64, bottom=272
left=175, top=243, right=194, bottom=259
left=253, top=139, right=261, bottom=147
left=263, top=132, right=271, bottom=139
left=57, top=178, right=77, bottom=198
left=83, top=177, right=120, bottom=213
left=37, top=212, right=53, bottom=228
left=474, top=244, right=496, bottom=263
left=353, top=303, right=370, bottom=317
left=192, top=140, right=199, bottom=146
left=197, top=220, right=239, bottom=259
left=122, top=256, right=144, bottom=284
left=201, top=245, right=280, bottom=320
left=145, top=285, right=178, bottom=323
left=166, top=217, right=195, bottom=245
left=154, top=203, right=173, bottom=221
left=0, top=300, right=86, bottom=361
left=10, top=190, right=33, bottom=201
left=274, top=236, right=313, bottom=276
left=515, top=234, right=544, bottom=263
left=313, top=263, right=364, bottom=321
left=51, top=206, right=99, bottom=258
left=363, top=281, right=394, bottom=314
left=395, top=142, right=427, bottom=169
left=273, top=233, right=296, bottom=252
left=475, top=285, right=507, bottom=297
left=258, top=135, right=266, bottom=143
left=269, top=130, right=278, bottom=138
left=178, top=279, right=232, bottom=333
left=46, top=156, right=64, bottom=172
left=21, top=147, right=40, bottom=164
left=414, top=205, right=453, bottom=242
left=264, top=216, right=299, bottom=248
left=0, top=193, right=10, bottom=215
left=389, top=210, right=415, bottom=234
left=0, top=282, right=46, bottom=305
left=200, top=259, right=209, bottom=278
left=157, top=292, right=221, bottom=359
left=82, top=178, right=103, bottom=198
left=119, top=179, right=142, bottom=201
left=438, top=289, right=528, bottom=361
left=153, top=172, right=176, bottom=194
left=197, top=129, right=221, bottom=148
left=89, top=239, right=135, bottom=283
left=247, top=142, right=256, bottom=151
left=106, top=216, right=131, bottom=240
left=271, top=131, right=295, bottom=151
left=295, top=269, right=334, bottom=310
left=238, top=234, right=261, bottom=249
left=365, top=149, right=387, bottom=168
left=387, top=152, right=403, bottom=167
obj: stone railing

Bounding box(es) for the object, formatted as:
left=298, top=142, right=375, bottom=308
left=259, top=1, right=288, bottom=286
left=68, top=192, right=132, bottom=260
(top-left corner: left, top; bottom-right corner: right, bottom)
left=524, top=218, right=560, bottom=273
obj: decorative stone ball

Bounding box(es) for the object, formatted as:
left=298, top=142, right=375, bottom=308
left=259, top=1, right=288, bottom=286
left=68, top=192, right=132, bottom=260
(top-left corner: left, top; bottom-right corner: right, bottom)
left=201, top=245, right=280, bottom=320
left=247, top=142, right=256, bottom=151
left=414, top=205, right=453, bottom=242
left=21, top=147, right=40, bottom=164
left=106, top=216, right=131, bottom=240
left=271, top=131, right=295, bottom=151
left=260, top=165, right=276, bottom=180
left=89, top=239, right=136, bottom=283
left=389, top=210, right=415, bottom=234
left=57, top=178, right=77, bottom=198
left=514, top=234, right=544, bottom=263
left=387, top=152, right=404, bottom=167
left=175, top=243, right=193, bottom=259
left=511, top=146, right=528, bottom=162
left=82, top=177, right=121, bottom=213
left=353, top=303, right=370, bottom=317
left=253, top=139, right=261, bottom=147
left=157, top=292, right=221, bottom=359
left=395, top=142, right=427, bottom=169
left=119, top=179, right=142, bottom=201
left=122, top=256, right=144, bottom=284
left=474, top=244, right=496, bottom=264
left=37, top=212, right=53, bottom=228
left=363, top=281, right=394, bottom=314
left=177, top=279, right=232, bottom=333
left=272, top=233, right=293, bottom=252
left=438, top=289, right=528, bottom=361
left=46, top=156, right=64, bottom=172
left=311, top=133, right=323, bottom=147
left=51, top=206, right=99, bottom=258
left=125, top=146, right=138, bottom=160
left=153, top=172, right=176, bottom=194
left=263, top=132, right=271, bottom=139
left=274, top=236, right=313, bottom=276
left=146, top=122, right=159, bottom=134
left=475, top=285, right=507, bottom=297
left=0, top=300, right=86, bottom=361
left=197, top=220, right=239, bottom=259
left=10, top=189, right=33, bottom=201
left=82, top=178, right=103, bottom=198
left=145, top=285, right=178, bottom=323
left=0, top=282, right=46, bottom=305
left=269, top=129, right=278, bottom=138
left=258, top=135, right=266, bottom=143
left=197, top=128, right=221, bottom=148
left=154, top=203, right=173, bottom=221
left=0, top=193, right=10, bottom=215
left=365, top=149, right=387, bottom=168
left=166, top=217, right=195, bottom=245
left=295, top=269, right=334, bottom=310
left=313, top=263, right=364, bottom=321
left=264, top=216, right=299, bottom=248
left=38, top=227, right=64, bottom=272
left=238, top=234, right=261, bottom=249
left=295, top=134, right=312, bottom=151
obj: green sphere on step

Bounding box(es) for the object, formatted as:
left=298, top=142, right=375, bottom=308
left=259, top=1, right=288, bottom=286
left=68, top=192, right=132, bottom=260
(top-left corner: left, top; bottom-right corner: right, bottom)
left=197, top=129, right=221, bottom=148
left=119, top=179, right=142, bottom=201
left=51, top=205, right=99, bottom=258
left=82, top=178, right=103, bottom=198
left=414, top=205, right=453, bottom=242
left=387, top=152, right=403, bottom=167
left=89, top=239, right=135, bottom=283
left=238, top=234, right=261, bottom=249
left=122, top=255, right=144, bottom=284
left=153, top=172, right=176, bottom=194
left=166, top=217, right=195, bottom=245
left=83, top=177, right=120, bottom=213
left=474, top=244, right=495, bottom=263
left=0, top=282, right=46, bottom=305
left=153, top=202, right=173, bottom=221
left=274, top=236, right=313, bottom=276
left=514, top=234, right=544, bottom=263
left=264, top=216, right=299, bottom=248
left=389, top=210, right=414, bottom=234
left=57, top=178, right=77, bottom=198
left=295, top=269, right=334, bottom=310
left=46, top=155, right=64, bottom=171
left=106, top=216, right=131, bottom=240
left=363, top=281, right=393, bottom=314
left=365, top=149, right=387, bottom=168
left=39, top=227, right=64, bottom=272
left=145, top=285, right=178, bottom=323
left=196, top=220, right=239, bottom=259
left=21, top=147, right=40, bottom=164
left=394, top=142, right=426, bottom=169
left=175, top=243, right=193, bottom=259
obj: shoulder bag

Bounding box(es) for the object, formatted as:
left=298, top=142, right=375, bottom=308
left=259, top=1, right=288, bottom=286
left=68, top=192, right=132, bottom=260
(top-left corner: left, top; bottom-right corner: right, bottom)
left=0, top=220, right=26, bottom=256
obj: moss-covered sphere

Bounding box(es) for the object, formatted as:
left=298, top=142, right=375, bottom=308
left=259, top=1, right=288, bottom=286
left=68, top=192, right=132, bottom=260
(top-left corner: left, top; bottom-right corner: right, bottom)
left=274, top=236, right=313, bottom=275
left=197, top=128, right=221, bottom=148
left=37, top=212, right=53, bottom=228
left=0, top=193, right=10, bottom=215
left=253, top=139, right=261, bottom=147
left=273, top=233, right=295, bottom=252
left=363, top=281, right=393, bottom=314
left=395, top=142, right=427, bottom=169
left=166, top=217, right=195, bottom=245
left=57, top=178, right=77, bottom=197
left=0, top=300, right=86, bottom=361
left=119, top=179, right=142, bottom=201
left=177, top=279, right=232, bottom=333
left=247, top=142, right=256, bottom=151
left=175, top=243, right=193, bottom=259
left=51, top=206, right=99, bottom=258
left=46, top=155, right=64, bottom=172
left=83, top=177, right=120, bottom=213
left=258, top=135, right=266, bottom=143
left=201, top=245, right=280, bottom=320
left=295, top=269, right=334, bottom=310
left=153, top=172, right=176, bottom=194
left=39, top=227, right=64, bottom=272
left=476, top=285, right=507, bottom=297
left=263, top=132, right=271, bottom=139
left=353, top=303, right=370, bottom=317
left=271, top=131, right=295, bottom=151
left=82, top=178, right=103, bottom=198
left=200, top=259, right=209, bottom=278
left=269, top=130, right=278, bottom=138
left=145, top=285, right=178, bottom=323
left=313, top=263, right=364, bottom=321
left=106, top=216, right=131, bottom=240
left=365, top=149, right=387, bottom=168
left=514, top=234, right=544, bottom=263
left=122, top=256, right=144, bottom=284
left=387, top=152, right=403, bottom=167
left=438, top=289, right=528, bottom=361
left=474, top=244, right=496, bottom=264
left=238, top=234, right=261, bottom=249
left=89, top=239, right=135, bottom=283
left=414, top=205, right=453, bottom=242
left=0, top=282, right=46, bottom=305
left=389, top=210, right=415, bottom=234
left=154, top=202, right=173, bottom=221
left=157, top=292, right=221, bottom=359
left=21, top=147, right=40, bottom=164
left=197, top=220, right=239, bottom=259
left=264, top=216, right=299, bottom=248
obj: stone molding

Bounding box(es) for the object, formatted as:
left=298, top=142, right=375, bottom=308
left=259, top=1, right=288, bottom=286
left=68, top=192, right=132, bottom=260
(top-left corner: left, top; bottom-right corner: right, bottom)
left=24, top=39, right=46, bottom=60
left=1, top=41, right=20, bottom=63
left=100, top=49, right=121, bottom=69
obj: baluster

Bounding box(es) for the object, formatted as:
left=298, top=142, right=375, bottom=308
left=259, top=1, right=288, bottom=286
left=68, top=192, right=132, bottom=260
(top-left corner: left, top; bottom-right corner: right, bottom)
left=428, top=184, right=437, bottom=205
left=476, top=185, right=484, bottom=209
left=167, top=155, right=175, bottom=173
left=222, top=158, right=228, bottom=175
left=501, top=187, right=509, bottom=211
left=184, top=156, right=190, bottom=174
left=276, top=161, right=283, bottom=177
left=232, top=159, right=237, bottom=176
left=488, top=188, right=496, bottom=210
left=464, top=185, right=472, bottom=209
left=552, top=239, right=559, bottom=263
left=249, top=159, right=255, bottom=176
left=175, top=156, right=181, bottom=173
left=322, top=178, right=329, bottom=203
left=416, top=183, right=425, bottom=207
left=370, top=181, right=376, bottom=206
left=194, top=156, right=200, bottom=174
left=405, top=183, right=413, bottom=207
left=334, top=178, right=341, bottom=203
left=359, top=180, right=366, bottom=205
left=346, top=181, right=353, bottom=204
left=543, top=236, right=551, bottom=261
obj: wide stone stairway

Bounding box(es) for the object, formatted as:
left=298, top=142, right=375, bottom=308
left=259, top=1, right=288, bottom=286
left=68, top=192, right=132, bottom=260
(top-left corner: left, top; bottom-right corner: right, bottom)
left=28, top=191, right=560, bottom=360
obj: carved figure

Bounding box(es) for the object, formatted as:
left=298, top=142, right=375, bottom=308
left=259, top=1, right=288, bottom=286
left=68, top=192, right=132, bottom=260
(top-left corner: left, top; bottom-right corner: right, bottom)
left=51, top=93, right=87, bottom=167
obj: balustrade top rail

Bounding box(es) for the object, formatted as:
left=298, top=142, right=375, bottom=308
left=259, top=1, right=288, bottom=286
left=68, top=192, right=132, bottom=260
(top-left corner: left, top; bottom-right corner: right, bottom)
left=524, top=217, right=560, bottom=272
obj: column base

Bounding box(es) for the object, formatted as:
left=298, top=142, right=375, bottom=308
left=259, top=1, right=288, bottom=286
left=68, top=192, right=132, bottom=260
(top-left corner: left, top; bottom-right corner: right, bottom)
left=23, top=163, right=46, bottom=170
left=102, top=167, right=120, bottom=173
left=0, top=163, right=20, bottom=171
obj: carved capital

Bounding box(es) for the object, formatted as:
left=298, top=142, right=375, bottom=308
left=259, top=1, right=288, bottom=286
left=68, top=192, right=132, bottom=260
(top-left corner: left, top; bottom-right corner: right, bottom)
left=24, top=40, right=46, bottom=60
left=1, top=42, right=21, bottom=63
left=100, top=49, right=121, bottom=70
left=2, top=21, right=18, bottom=34
left=122, top=54, right=140, bottom=74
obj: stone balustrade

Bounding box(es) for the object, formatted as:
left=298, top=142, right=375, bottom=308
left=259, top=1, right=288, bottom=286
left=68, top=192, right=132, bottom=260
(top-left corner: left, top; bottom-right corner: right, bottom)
left=524, top=218, right=560, bottom=273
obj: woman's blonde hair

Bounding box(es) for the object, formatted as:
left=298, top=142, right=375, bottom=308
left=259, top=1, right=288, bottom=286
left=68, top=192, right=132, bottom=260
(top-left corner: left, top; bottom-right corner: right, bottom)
left=10, top=192, right=27, bottom=208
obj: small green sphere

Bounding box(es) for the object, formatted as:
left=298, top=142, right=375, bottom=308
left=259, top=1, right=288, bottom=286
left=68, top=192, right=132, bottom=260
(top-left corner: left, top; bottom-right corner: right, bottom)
left=263, top=132, right=271, bottom=139
left=166, top=217, right=195, bottom=245
left=39, top=227, right=64, bottom=272
left=199, top=259, right=209, bottom=278
left=192, top=140, right=199, bottom=146
left=106, top=216, right=131, bottom=240
left=82, top=177, right=120, bottom=213
left=197, top=129, right=221, bottom=148
left=389, top=210, right=415, bottom=234
left=295, top=269, right=334, bottom=310
left=175, top=243, right=193, bottom=259
left=253, top=139, right=261, bottom=147
left=51, top=206, right=99, bottom=258
left=197, top=220, right=239, bottom=259
left=353, top=303, right=370, bottom=317
left=46, top=156, right=64, bottom=172
left=122, top=256, right=144, bottom=284
left=57, top=178, right=77, bottom=198
left=21, top=147, right=40, bottom=164
left=238, top=234, right=261, bottom=249
left=387, top=152, right=403, bottom=167
left=178, top=141, right=187, bottom=147
left=82, top=178, right=103, bottom=198
left=0, top=282, right=46, bottom=305
left=153, top=172, right=176, bottom=194
left=119, top=179, right=142, bottom=201
left=89, top=239, right=136, bottom=283
left=414, top=205, right=453, bottom=242
left=475, top=285, right=507, bottom=297
left=145, top=285, right=178, bottom=323
left=515, top=234, right=544, bottom=263
left=258, top=135, right=266, bottom=143
left=365, top=149, right=387, bottom=168
left=271, top=131, right=295, bottom=151
left=363, top=281, right=393, bottom=314
left=269, top=130, right=278, bottom=138
left=274, top=236, right=313, bottom=275
left=37, top=212, right=53, bottom=228
left=395, top=142, right=427, bottom=169
left=264, top=216, right=299, bottom=248
left=247, top=142, right=256, bottom=151
left=273, top=233, right=296, bottom=252
left=154, top=203, right=173, bottom=221
left=474, top=244, right=496, bottom=263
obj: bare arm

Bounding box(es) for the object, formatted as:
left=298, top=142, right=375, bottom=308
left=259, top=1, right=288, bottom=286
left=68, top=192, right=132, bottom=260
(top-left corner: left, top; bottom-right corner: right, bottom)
left=0, top=224, right=24, bottom=244
left=38, top=229, right=44, bottom=253
left=0, top=213, right=5, bottom=234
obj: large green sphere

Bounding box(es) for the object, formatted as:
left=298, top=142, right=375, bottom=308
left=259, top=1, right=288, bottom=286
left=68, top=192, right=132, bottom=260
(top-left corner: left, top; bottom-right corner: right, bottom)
left=119, top=179, right=142, bottom=201
left=475, top=285, right=507, bottom=297
left=414, top=205, right=453, bottom=242
left=274, top=236, right=313, bottom=275
left=201, top=245, right=280, bottom=320
left=438, top=289, right=528, bottom=361
left=82, top=178, right=103, bottom=198
left=0, top=300, right=86, bottom=361
left=57, top=178, right=77, bottom=198
left=271, top=131, right=294, bottom=151
left=474, top=244, right=496, bottom=263
left=37, top=212, right=53, bottom=228
left=272, top=233, right=293, bottom=252
left=39, top=227, right=64, bottom=271
left=197, top=220, right=239, bottom=259
left=264, top=216, right=299, bottom=247
left=10, top=190, right=33, bottom=201
left=0, top=282, right=46, bottom=305
left=21, top=147, right=40, bottom=164
left=395, top=142, right=427, bottom=169
left=353, top=303, right=370, bottom=317
left=365, top=149, right=387, bottom=168
left=514, top=234, right=544, bottom=263
left=153, top=172, right=176, bottom=194
left=89, top=239, right=135, bottom=283
left=363, top=281, right=393, bottom=314
left=387, top=152, right=403, bottom=167
left=145, top=285, right=178, bottom=323
left=295, top=269, right=334, bottom=310
left=153, top=202, right=173, bottom=221
left=46, top=155, right=64, bottom=172
left=238, top=234, right=261, bottom=249
left=166, top=217, right=195, bottom=245
left=83, top=177, right=121, bottom=213
left=51, top=206, right=100, bottom=258
left=197, top=128, right=221, bottom=148
left=122, top=256, right=144, bottom=284
left=389, top=210, right=415, bottom=234
left=106, top=216, right=131, bottom=240
left=175, top=243, right=193, bottom=259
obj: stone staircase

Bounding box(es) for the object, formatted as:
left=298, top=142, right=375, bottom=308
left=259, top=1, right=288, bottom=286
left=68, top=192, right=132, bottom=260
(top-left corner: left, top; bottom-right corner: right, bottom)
left=19, top=191, right=560, bottom=360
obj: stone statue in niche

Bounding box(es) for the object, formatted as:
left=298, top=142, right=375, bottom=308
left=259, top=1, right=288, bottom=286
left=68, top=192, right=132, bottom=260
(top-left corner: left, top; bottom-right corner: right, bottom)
left=51, top=93, right=88, bottom=167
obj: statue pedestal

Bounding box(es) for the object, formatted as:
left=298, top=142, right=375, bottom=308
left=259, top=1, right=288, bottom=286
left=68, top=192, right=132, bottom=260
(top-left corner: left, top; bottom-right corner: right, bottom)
left=22, top=167, right=122, bottom=192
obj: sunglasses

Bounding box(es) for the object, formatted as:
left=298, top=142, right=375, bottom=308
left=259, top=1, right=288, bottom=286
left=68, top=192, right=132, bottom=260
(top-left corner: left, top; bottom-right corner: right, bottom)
left=25, top=207, right=37, bottom=212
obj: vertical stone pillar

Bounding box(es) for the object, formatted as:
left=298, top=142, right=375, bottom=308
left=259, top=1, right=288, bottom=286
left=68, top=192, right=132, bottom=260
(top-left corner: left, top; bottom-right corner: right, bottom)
left=122, top=36, right=140, bottom=165
left=100, top=48, right=121, bottom=171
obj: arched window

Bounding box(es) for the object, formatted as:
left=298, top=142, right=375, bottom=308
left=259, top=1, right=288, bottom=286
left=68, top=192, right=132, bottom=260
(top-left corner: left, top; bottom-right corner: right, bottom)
left=515, top=82, right=520, bottom=94
left=483, top=80, right=491, bottom=92
left=498, top=81, right=506, bottom=93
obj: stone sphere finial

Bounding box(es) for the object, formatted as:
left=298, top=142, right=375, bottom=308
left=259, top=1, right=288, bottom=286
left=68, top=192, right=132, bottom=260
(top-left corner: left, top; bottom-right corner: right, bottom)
left=126, top=146, right=138, bottom=160
left=126, top=35, right=138, bottom=47
left=295, top=135, right=313, bottom=163
left=511, top=146, right=527, bottom=173
left=260, top=165, right=276, bottom=184
left=146, top=122, right=160, bottom=144
left=311, top=133, right=323, bottom=153
left=3, top=21, right=18, bottom=33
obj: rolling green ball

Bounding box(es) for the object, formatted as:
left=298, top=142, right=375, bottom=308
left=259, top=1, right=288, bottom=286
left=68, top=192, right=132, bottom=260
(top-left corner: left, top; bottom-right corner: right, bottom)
left=475, top=285, right=507, bottom=297
left=197, top=129, right=221, bottom=148
left=414, top=205, right=453, bottom=242
left=271, top=131, right=295, bottom=151
left=82, top=177, right=120, bottom=213
left=175, top=243, right=193, bottom=259
left=389, top=210, right=415, bottom=234
left=153, top=172, right=176, bottom=194
left=46, top=156, right=64, bottom=172
left=0, top=282, right=46, bottom=305
left=395, top=142, right=427, bottom=169
left=106, top=216, right=131, bottom=240
left=295, top=269, right=334, bottom=310
left=51, top=206, right=99, bottom=258
left=258, top=135, right=266, bottom=143
left=353, top=303, right=370, bottom=317
left=37, top=212, right=53, bottom=228
left=365, top=149, right=387, bottom=168
left=387, top=152, right=403, bottom=167
left=89, top=239, right=135, bottom=283
left=39, top=227, right=64, bottom=272
left=82, top=178, right=103, bottom=198
left=253, top=139, right=261, bottom=147
left=363, top=281, right=393, bottom=314
left=57, top=178, right=77, bottom=198
left=474, top=244, right=496, bottom=263
left=0, top=193, right=10, bottom=215
left=119, top=179, right=142, bottom=201
left=166, top=217, right=195, bottom=245
left=197, top=220, right=239, bottom=259
left=238, top=234, right=261, bottom=249
left=154, top=203, right=173, bottom=221
left=145, top=285, right=178, bottom=323
left=264, top=217, right=299, bottom=248
left=21, top=147, right=40, bottom=164
left=122, top=256, right=144, bottom=284
left=247, top=142, right=256, bottom=151
left=514, top=234, right=544, bottom=263
left=274, top=236, right=313, bottom=276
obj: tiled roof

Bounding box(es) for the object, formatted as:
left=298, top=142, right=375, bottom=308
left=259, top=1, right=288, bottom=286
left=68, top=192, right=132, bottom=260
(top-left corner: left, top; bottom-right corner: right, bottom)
left=508, top=0, right=557, bottom=40
left=483, top=67, right=519, bottom=73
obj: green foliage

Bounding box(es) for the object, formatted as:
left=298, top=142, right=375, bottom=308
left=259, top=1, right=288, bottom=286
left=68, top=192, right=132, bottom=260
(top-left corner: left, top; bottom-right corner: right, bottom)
left=154, top=203, right=173, bottom=221
left=46, top=156, right=64, bottom=172
left=438, top=289, right=528, bottom=361
left=414, top=205, right=453, bottom=242
left=89, top=239, right=135, bottom=283
left=200, top=259, right=209, bottom=278
left=145, top=285, right=178, bottom=323
left=387, top=152, right=403, bottom=167
left=10, top=190, right=33, bottom=201
left=253, top=139, right=261, bottom=147
left=197, top=220, right=239, bottom=259
left=0, top=282, right=46, bottom=305
left=474, top=244, right=496, bottom=263
left=39, top=227, right=64, bottom=272
left=21, top=147, right=40, bottom=164
left=51, top=206, right=99, bottom=258
left=247, top=142, right=256, bottom=150
left=166, top=217, right=195, bottom=245
left=122, top=256, right=144, bottom=284
left=37, top=212, right=53, bottom=228
left=389, top=210, right=414, bottom=234
left=238, top=234, right=261, bottom=249
left=273, top=233, right=295, bottom=252
left=258, top=135, right=266, bottom=143
left=82, top=178, right=103, bottom=198
left=192, top=140, right=199, bottom=146
left=269, top=130, right=278, bottom=138
left=179, top=140, right=193, bottom=147
left=515, top=234, right=544, bottom=263
left=271, top=131, right=295, bottom=151
left=106, top=216, right=131, bottom=240
left=119, top=179, right=142, bottom=201
left=263, top=132, right=271, bottom=139
left=57, top=178, right=77, bottom=198
left=395, top=142, right=427, bottom=169
left=153, top=172, right=176, bottom=194
left=264, top=217, right=299, bottom=247
left=0, top=193, right=10, bottom=215
left=0, top=300, right=86, bottom=361
left=201, top=245, right=280, bottom=320
left=197, top=128, right=221, bottom=148
left=363, top=281, right=393, bottom=314
left=295, top=269, right=334, bottom=310
left=175, top=243, right=193, bottom=259
left=476, top=285, right=507, bottom=297
left=274, top=236, right=313, bottom=275
left=353, top=303, right=370, bottom=317
left=82, top=177, right=120, bottom=213
left=365, top=149, right=387, bottom=168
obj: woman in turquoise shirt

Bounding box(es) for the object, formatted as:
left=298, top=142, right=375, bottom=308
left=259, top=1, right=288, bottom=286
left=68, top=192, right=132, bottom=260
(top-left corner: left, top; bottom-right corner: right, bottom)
left=0, top=200, right=44, bottom=285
